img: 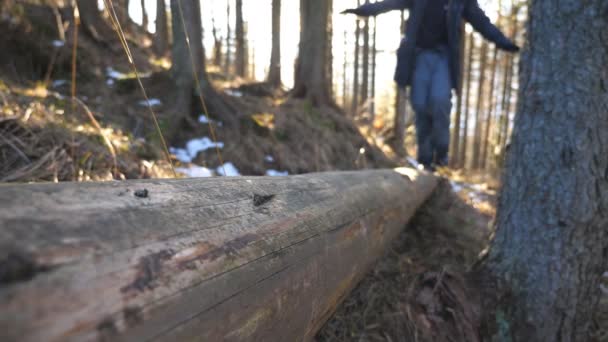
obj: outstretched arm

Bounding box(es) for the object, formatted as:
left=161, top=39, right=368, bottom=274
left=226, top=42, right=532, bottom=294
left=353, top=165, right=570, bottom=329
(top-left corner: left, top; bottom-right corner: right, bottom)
left=341, top=0, right=411, bottom=17
left=464, top=0, right=519, bottom=52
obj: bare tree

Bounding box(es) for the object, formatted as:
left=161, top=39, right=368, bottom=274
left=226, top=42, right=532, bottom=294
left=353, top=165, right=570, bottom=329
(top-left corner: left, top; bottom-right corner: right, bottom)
left=480, top=46, right=499, bottom=169
left=351, top=0, right=362, bottom=115
left=481, top=0, right=608, bottom=339
left=140, top=0, right=148, bottom=31
left=234, top=0, right=246, bottom=78
left=76, top=0, right=114, bottom=43
left=459, top=32, right=475, bottom=169
left=472, top=41, right=488, bottom=170
left=154, top=0, right=169, bottom=55
left=292, top=0, right=334, bottom=106
left=267, top=0, right=282, bottom=87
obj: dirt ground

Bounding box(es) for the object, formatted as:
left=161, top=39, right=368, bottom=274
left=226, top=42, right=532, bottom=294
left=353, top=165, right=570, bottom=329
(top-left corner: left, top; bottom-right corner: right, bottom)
left=316, top=180, right=608, bottom=342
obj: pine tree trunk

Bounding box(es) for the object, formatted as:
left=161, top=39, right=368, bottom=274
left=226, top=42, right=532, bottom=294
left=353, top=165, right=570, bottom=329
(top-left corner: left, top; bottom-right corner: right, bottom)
left=234, top=0, right=246, bottom=78
left=449, top=22, right=466, bottom=168
left=472, top=41, right=488, bottom=170
left=154, top=0, right=169, bottom=55
left=292, top=0, right=333, bottom=106
left=342, top=30, right=349, bottom=109
left=267, top=0, right=282, bottom=87
left=482, top=0, right=608, bottom=340
left=351, top=0, right=361, bottom=116
left=140, top=0, right=148, bottom=30
left=360, top=3, right=370, bottom=106
left=480, top=46, right=498, bottom=170
left=224, top=0, right=231, bottom=74
left=76, top=0, right=114, bottom=43
left=211, top=16, right=223, bottom=66
left=369, top=17, right=377, bottom=126
left=459, top=32, right=475, bottom=169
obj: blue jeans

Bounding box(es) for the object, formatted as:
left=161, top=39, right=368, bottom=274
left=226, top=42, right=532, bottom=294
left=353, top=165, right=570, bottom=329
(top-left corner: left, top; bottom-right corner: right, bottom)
left=410, top=47, right=452, bottom=168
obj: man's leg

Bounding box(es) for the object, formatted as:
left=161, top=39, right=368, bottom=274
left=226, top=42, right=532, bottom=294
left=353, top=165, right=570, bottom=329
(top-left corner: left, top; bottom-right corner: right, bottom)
left=410, top=51, right=433, bottom=168
left=428, top=51, right=452, bottom=167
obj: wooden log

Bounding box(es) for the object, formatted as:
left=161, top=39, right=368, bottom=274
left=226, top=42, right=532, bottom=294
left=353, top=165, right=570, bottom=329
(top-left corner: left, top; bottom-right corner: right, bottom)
left=0, top=169, right=437, bottom=341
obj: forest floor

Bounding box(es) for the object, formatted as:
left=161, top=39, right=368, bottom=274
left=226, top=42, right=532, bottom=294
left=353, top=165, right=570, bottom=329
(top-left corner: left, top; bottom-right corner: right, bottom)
left=317, top=180, right=608, bottom=342
left=2, top=3, right=606, bottom=341
left=0, top=3, right=392, bottom=183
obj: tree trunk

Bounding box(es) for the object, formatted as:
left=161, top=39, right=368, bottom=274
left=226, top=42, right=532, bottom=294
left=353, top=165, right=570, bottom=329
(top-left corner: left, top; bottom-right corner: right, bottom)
left=267, top=0, right=282, bottom=87
left=360, top=2, right=370, bottom=107
left=154, top=0, right=169, bottom=55
left=459, top=32, right=475, bottom=169
left=140, top=0, right=148, bottom=31
left=351, top=0, right=361, bottom=116
left=224, top=0, right=231, bottom=74
left=482, top=0, right=608, bottom=340
left=292, top=0, right=333, bottom=106
left=0, top=170, right=438, bottom=341
left=471, top=41, right=488, bottom=170
left=480, top=46, right=498, bottom=170
left=449, top=23, right=466, bottom=168
left=76, top=0, right=114, bottom=43
left=369, top=17, right=377, bottom=126
left=211, top=16, right=223, bottom=66
left=234, top=0, right=246, bottom=78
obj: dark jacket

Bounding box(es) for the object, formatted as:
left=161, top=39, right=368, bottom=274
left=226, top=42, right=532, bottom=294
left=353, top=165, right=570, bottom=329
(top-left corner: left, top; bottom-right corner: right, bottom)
left=352, top=0, right=518, bottom=93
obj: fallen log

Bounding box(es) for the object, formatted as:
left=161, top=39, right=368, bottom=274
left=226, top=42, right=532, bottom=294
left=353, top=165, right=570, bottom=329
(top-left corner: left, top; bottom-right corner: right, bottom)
left=0, top=169, right=437, bottom=341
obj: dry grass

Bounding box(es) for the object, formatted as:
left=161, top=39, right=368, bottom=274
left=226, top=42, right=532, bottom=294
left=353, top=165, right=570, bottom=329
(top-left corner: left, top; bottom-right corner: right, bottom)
left=316, top=180, right=494, bottom=342
left=0, top=86, right=174, bottom=183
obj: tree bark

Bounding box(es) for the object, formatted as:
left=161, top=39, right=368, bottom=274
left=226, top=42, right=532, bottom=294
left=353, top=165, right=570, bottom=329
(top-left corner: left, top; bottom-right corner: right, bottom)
left=480, top=46, right=498, bottom=170
left=154, top=0, right=169, bottom=55
left=369, top=17, right=377, bottom=125
left=449, top=23, right=466, bottom=168
left=483, top=0, right=608, bottom=340
left=267, top=0, right=282, bottom=87
left=459, top=32, right=475, bottom=169
left=76, top=0, right=114, bottom=43
left=471, top=41, right=488, bottom=170
left=140, top=0, right=148, bottom=31
left=292, top=0, right=334, bottom=106
left=224, top=0, right=232, bottom=74
left=351, top=0, right=361, bottom=116
left=0, top=170, right=438, bottom=341
left=360, top=2, right=370, bottom=107
left=234, top=0, right=246, bottom=78
left=211, top=16, right=223, bottom=66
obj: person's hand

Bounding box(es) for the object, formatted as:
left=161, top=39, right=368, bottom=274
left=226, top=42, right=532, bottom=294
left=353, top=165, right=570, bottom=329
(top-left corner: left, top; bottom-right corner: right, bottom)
left=501, top=41, right=520, bottom=52
left=341, top=8, right=360, bottom=15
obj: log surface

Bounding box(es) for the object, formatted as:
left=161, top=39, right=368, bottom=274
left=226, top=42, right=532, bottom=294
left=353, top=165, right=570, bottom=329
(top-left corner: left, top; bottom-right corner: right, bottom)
left=0, top=169, right=437, bottom=341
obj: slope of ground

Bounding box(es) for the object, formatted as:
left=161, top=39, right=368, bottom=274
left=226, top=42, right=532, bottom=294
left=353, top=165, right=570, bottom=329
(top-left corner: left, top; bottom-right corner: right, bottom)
left=0, top=3, right=393, bottom=183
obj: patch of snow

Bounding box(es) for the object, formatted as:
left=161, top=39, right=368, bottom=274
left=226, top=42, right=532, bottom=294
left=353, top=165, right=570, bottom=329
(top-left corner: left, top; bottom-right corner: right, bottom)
left=138, top=98, right=162, bottom=107
left=52, top=79, right=68, bottom=88
left=217, top=162, right=240, bottom=177
left=198, top=114, right=212, bottom=124
left=266, top=169, right=288, bottom=177
left=170, top=137, right=224, bottom=163
left=601, top=284, right=608, bottom=295
left=187, top=137, right=224, bottom=159
left=169, top=147, right=191, bottom=163
left=106, top=67, right=126, bottom=80
left=106, top=79, right=115, bottom=86
left=264, top=155, right=275, bottom=163
left=603, top=271, right=608, bottom=278
left=450, top=181, right=464, bottom=193
left=225, top=89, right=243, bottom=97
left=52, top=40, right=65, bottom=47
left=176, top=166, right=214, bottom=178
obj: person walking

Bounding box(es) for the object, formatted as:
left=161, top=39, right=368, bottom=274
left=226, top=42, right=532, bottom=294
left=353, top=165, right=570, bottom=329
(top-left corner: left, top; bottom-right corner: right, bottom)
left=343, top=0, right=519, bottom=170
